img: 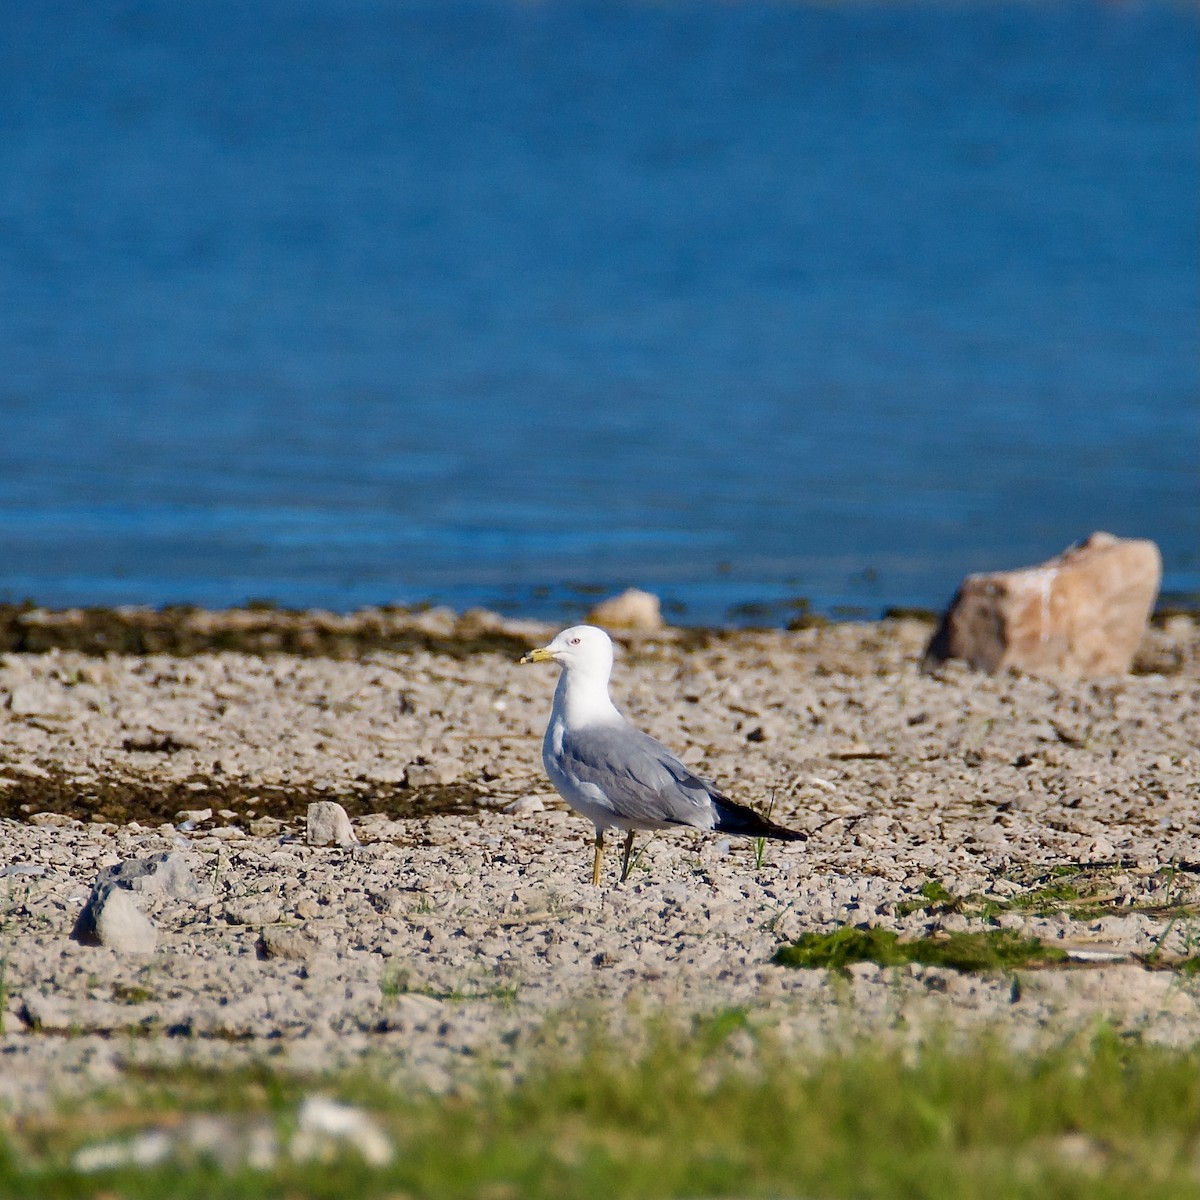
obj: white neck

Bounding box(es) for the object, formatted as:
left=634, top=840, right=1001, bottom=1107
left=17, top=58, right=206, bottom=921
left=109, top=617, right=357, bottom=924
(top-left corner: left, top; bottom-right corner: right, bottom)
left=552, top=663, right=623, bottom=729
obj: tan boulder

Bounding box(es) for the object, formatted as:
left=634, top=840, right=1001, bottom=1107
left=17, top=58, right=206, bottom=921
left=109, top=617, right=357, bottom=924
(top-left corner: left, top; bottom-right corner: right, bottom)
left=923, top=533, right=1161, bottom=678
left=586, top=588, right=664, bottom=631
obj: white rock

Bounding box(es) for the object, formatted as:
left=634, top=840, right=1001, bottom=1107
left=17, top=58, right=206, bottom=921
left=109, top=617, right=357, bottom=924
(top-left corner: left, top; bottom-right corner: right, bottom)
left=306, top=801, right=358, bottom=847
left=292, top=1096, right=393, bottom=1166
left=92, top=887, right=158, bottom=955
left=8, top=683, right=66, bottom=717
left=503, top=794, right=545, bottom=815
left=586, top=588, right=664, bottom=631
left=365, top=765, right=408, bottom=785
left=74, top=1130, right=172, bottom=1173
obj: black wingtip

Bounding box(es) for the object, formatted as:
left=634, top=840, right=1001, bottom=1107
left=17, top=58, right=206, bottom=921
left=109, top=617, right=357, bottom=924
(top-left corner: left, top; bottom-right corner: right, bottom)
left=712, top=796, right=808, bottom=842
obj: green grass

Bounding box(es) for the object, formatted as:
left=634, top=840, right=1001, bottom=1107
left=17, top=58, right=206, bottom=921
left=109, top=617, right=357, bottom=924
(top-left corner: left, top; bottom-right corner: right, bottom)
left=380, top=965, right=521, bottom=1007
left=895, top=880, right=962, bottom=916
left=895, top=870, right=1200, bottom=925
left=773, top=926, right=1067, bottom=974
left=110, top=983, right=157, bottom=1005
left=3, top=1022, right=1199, bottom=1199
left=752, top=786, right=779, bottom=871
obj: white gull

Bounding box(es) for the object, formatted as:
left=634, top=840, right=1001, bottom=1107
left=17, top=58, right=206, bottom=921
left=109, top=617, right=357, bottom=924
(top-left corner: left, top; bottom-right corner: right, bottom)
left=519, top=625, right=806, bottom=885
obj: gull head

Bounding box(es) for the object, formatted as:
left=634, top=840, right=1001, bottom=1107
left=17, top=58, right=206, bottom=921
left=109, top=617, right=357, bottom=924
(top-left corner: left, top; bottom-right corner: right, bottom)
left=519, top=625, right=614, bottom=679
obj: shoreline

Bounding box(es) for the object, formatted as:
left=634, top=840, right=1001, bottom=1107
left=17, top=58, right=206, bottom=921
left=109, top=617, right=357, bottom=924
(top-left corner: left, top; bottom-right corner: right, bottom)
left=0, top=597, right=1196, bottom=661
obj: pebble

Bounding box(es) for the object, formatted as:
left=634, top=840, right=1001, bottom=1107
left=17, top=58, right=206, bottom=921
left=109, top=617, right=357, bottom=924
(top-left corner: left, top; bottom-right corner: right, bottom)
left=259, top=926, right=322, bottom=961
left=225, top=897, right=284, bottom=926
left=404, top=761, right=458, bottom=788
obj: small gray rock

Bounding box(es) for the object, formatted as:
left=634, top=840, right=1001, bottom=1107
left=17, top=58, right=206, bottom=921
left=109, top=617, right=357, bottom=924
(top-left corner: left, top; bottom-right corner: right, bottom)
left=258, top=926, right=321, bottom=961
left=404, top=760, right=458, bottom=789
left=225, top=897, right=284, bottom=926
left=95, top=851, right=205, bottom=901
left=306, top=801, right=358, bottom=847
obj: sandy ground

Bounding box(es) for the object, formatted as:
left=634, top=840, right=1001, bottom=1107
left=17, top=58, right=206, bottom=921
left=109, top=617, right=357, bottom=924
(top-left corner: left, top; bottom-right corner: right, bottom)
left=1, top=614, right=1198, bottom=1113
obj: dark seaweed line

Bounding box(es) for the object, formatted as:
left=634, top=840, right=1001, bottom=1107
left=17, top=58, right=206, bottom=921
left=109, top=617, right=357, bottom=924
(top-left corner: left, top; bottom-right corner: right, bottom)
left=0, top=765, right=488, bottom=826
left=0, top=604, right=537, bottom=661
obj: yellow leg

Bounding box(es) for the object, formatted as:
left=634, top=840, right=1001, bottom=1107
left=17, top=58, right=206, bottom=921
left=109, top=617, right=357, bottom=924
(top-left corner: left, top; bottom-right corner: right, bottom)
left=619, top=830, right=636, bottom=883
left=591, top=831, right=604, bottom=886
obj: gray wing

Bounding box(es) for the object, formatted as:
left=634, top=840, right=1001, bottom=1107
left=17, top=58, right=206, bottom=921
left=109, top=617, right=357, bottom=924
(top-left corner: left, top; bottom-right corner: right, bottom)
left=558, top=723, right=724, bottom=829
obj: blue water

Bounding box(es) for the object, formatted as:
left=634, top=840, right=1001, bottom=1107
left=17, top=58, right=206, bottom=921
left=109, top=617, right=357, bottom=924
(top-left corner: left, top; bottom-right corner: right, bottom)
left=1, top=1, right=1196, bottom=625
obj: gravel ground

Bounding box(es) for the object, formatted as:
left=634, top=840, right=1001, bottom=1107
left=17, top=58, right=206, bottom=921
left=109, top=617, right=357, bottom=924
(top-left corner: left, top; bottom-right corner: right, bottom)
left=1, top=614, right=1198, bottom=1113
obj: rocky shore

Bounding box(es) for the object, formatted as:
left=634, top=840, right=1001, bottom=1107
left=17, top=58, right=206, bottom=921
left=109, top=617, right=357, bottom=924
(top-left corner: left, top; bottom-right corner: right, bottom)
left=1, top=609, right=1198, bottom=1114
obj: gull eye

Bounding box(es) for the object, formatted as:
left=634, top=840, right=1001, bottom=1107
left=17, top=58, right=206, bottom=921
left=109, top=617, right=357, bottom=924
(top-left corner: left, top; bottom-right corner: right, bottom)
left=569, top=636, right=581, bottom=645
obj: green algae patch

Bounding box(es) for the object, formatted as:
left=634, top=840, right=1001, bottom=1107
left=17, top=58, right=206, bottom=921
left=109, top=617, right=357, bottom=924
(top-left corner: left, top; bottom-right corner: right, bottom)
left=774, top=926, right=1068, bottom=975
